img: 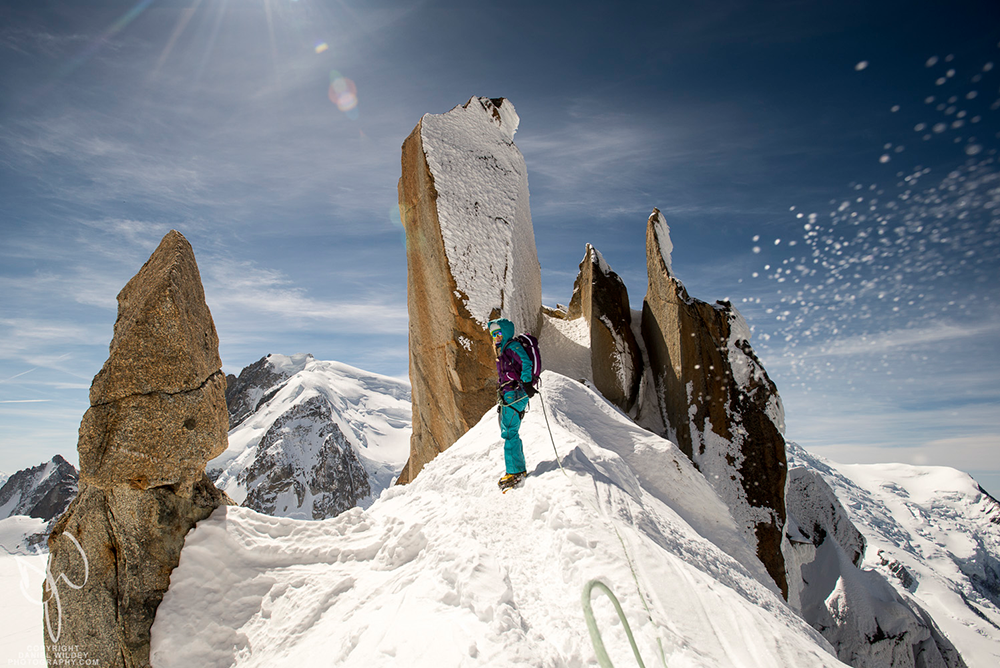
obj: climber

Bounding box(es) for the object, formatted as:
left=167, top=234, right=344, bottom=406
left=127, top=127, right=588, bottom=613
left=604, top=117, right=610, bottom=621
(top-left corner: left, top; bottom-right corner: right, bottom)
left=488, top=317, right=533, bottom=491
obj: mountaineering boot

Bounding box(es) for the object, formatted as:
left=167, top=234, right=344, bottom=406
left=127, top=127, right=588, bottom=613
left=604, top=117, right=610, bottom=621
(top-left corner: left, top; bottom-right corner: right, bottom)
left=498, top=471, right=527, bottom=492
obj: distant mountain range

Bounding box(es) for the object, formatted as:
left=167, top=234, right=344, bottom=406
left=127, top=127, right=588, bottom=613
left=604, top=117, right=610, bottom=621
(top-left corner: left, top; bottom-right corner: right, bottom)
left=0, top=454, right=78, bottom=553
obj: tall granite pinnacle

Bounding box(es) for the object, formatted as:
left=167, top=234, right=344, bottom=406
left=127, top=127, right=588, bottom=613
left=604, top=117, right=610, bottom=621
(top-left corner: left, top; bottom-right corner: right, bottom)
left=397, top=97, right=542, bottom=484
left=640, top=209, right=789, bottom=598
left=45, top=230, right=230, bottom=668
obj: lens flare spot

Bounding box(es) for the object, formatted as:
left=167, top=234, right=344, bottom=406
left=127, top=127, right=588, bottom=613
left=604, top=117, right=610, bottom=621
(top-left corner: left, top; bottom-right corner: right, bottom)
left=315, top=42, right=329, bottom=54
left=328, top=70, right=359, bottom=115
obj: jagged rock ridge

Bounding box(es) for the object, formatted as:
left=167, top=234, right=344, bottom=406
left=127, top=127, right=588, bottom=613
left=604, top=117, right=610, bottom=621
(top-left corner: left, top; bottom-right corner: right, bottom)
left=398, top=96, right=541, bottom=484
left=0, top=455, right=78, bottom=522
left=563, top=244, right=643, bottom=414
left=44, top=230, right=230, bottom=668
left=639, top=208, right=789, bottom=597
left=398, top=100, right=788, bottom=598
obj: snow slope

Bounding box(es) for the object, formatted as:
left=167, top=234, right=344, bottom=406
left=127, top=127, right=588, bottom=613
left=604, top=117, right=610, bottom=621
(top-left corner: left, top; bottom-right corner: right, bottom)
left=211, top=356, right=411, bottom=514
left=151, top=372, right=845, bottom=667
left=0, top=515, right=48, bottom=661
left=790, top=444, right=1000, bottom=668
left=0, top=552, right=48, bottom=662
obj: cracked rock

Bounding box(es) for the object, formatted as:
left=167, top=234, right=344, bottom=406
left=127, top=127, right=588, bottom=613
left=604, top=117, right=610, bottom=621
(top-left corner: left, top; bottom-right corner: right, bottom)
left=45, top=230, right=231, bottom=668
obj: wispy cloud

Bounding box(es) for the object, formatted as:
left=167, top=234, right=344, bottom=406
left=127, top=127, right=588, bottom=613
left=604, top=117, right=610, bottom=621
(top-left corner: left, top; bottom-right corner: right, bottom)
left=798, top=321, right=1000, bottom=358
left=203, top=258, right=407, bottom=335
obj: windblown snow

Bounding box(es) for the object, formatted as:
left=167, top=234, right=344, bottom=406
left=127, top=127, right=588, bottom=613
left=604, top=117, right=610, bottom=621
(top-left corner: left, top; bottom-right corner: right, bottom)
left=150, top=372, right=843, bottom=668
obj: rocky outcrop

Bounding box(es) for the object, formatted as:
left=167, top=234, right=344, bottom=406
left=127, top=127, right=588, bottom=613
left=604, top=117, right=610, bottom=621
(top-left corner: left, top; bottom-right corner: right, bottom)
left=239, top=394, right=371, bottom=519
left=565, top=244, right=643, bottom=413
left=398, top=96, right=541, bottom=483
left=44, top=230, right=230, bottom=668
left=786, top=467, right=967, bottom=668
left=225, top=353, right=313, bottom=429
left=639, top=208, right=789, bottom=597
left=0, top=455, right=78, bottom=522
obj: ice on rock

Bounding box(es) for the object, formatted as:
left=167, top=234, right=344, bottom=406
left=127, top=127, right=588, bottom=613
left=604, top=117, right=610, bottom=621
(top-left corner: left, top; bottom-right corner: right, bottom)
left=420, top=97, right=541, bottom=331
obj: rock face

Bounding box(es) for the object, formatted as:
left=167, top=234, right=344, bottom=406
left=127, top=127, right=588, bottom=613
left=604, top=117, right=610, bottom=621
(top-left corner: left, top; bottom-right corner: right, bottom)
left=786, top=467, right=967, bottom=668
left=639, top=208, right=789, bottom=597
left=398, top=96, right=541, bottom=483
left=239, top=395, right=371, bottom=518
left=211, top=354, right=412, bottom=518
left=44, top=230, right=230, bottom=668
left=565, top=244, right=643, bottom=414
left=0, top=455, right=78, bottom=522
left=225, top=352, right=312, bottom=429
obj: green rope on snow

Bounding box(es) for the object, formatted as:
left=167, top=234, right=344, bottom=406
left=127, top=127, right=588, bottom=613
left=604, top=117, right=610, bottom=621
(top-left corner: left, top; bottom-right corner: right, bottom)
left=535, top=377, right=667, bottom=667
left=582, top=579, right=647, bottom=668
left=537, top=382, right=568, bottom=476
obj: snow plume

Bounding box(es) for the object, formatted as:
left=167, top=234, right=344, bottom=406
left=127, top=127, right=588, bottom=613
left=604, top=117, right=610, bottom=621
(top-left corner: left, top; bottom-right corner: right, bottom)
left=745, top=50, right=1000, bottom=393
left=151, top=372, right=843, bottom=667
left=420, top=97, right=541, bottom=331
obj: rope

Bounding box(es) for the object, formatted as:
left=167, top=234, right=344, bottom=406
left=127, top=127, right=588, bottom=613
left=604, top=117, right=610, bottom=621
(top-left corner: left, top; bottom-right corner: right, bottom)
left=532, top=377, right=668, bottom=667
left=536, top=380, right=567, bottom=477
left=582, top=579, right=647, bottom=668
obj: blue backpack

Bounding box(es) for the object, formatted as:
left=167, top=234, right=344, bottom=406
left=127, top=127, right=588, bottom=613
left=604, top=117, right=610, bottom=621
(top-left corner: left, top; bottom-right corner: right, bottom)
left=513, top=333, right=542, bottom=395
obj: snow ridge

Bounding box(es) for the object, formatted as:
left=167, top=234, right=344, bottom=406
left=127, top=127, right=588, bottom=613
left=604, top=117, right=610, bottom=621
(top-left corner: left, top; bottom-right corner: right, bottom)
left=152, top=372, right=844, bottom=668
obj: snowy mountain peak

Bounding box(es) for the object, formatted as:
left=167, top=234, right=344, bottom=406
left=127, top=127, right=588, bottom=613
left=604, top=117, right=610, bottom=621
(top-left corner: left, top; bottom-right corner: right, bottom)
left=267, top=352, right=315, bottom=375
left=226, top=353, right=315, bottom=429
left=213, top=356, right=411, bottom=519
left=789, top=442, right=1000, bottom=667
left=0, top=454, right=78, bottom=522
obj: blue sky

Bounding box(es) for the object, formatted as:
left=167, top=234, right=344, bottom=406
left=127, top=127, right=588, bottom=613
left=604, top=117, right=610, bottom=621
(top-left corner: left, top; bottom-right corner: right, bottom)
left=1, top=0, right=998, bottom=492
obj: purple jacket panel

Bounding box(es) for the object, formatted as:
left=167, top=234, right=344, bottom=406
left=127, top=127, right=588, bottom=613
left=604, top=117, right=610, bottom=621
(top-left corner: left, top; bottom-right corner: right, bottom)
left=496, top=342, right=525, bottom=392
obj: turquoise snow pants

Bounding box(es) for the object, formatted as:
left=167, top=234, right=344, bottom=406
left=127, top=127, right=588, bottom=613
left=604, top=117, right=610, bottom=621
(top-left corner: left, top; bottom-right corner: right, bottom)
left=500, top=390, right=529, bottom=475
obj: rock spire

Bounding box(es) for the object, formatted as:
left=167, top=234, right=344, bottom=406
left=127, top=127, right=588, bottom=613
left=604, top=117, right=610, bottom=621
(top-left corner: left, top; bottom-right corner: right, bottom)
left=640, top=208, right=789, bottom=597
left=564, top=244, right=643, bottom=413
left=44, top=230, right=230, bottom=668
left=397, top=97, right=542, bottom=483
